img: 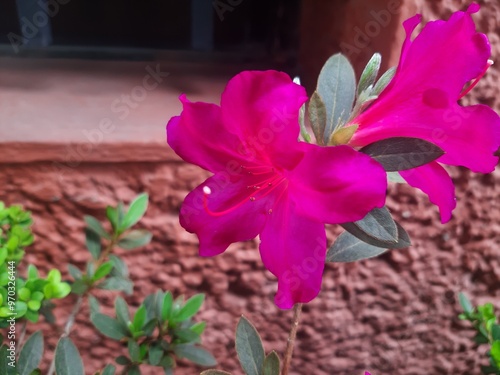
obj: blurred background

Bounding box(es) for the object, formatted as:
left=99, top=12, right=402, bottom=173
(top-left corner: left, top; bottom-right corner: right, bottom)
left=1, top=0, right=499, bottom=374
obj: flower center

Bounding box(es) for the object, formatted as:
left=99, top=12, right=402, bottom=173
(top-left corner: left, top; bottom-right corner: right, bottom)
left=202, top=165, right=287, bottom=217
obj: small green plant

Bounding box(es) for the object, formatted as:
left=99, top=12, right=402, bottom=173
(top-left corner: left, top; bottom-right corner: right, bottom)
left=0, top=195, right=214, bottom=375
left=459, top=293, right=500, bottom=374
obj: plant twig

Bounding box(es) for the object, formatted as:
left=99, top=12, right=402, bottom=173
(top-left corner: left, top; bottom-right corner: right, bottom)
left=282, top=303, right=303, bottom=375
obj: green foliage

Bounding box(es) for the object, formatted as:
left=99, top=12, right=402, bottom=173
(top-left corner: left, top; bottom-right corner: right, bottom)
left=0, top=202, right=71, bottom=325
left=459, top=293, right=500, bottom=374
left=205, top=316, right=280, bottom=375
left=90, top=290, right=213, bottom=373
left=17, top=331, right=43, bottom=375
left=55, top=337, right=85, bottom=375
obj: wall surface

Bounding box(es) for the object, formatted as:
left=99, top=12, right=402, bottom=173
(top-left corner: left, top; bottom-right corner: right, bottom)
left=1, top=0, right=500, bottom=374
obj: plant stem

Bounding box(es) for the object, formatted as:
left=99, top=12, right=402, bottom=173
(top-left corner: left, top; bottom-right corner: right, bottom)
left=282, top=303, right=303, bottom=375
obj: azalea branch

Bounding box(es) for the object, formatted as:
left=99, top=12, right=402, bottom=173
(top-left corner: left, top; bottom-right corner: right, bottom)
left=282, top=303, right=303, bottom=375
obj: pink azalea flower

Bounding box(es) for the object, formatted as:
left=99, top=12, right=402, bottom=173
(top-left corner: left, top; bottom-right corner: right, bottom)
left=349, top=3, right=500, bottom=223
left=167, top=71, right=387, bottom=308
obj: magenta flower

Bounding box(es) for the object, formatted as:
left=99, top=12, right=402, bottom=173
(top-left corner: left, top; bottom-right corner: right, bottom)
left=349, top=3, right=500, bottom=223
left=167, top=71, right=387, bottom=308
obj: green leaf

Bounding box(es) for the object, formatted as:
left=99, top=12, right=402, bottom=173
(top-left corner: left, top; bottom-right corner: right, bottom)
left=175, top=294, right=205, bottom=322
left=298, top=104, right=311, bottom=143
left=235, top=316, right=265, bottom=375
left=263, top=351, right=280, bottom=375
left=117, top=230, right=152, bottom=250
left=458, top=293, right=474, bottom=315
left=490, top=341, right=500, bottom=364
left=0, top=345, right=17, bottom=375
left=109, top=255, right=129, bottom=278
left=492, top=324, right=500, bottom=341
left=201, top=371, right=232, bottom=375
left=18, top=331, right=44, bottom=375
left=342, top=218, right=411, bottom=250
left=88, top=295, right=100, bottom=315
left=357, top=53, right=381, bottom=97
left=106, top=206, right=118, bottom=231
left=173, top=328, right=200, bottom=343
left=127, top=365, right=141, bottom=375
left=27, top=264, right=38, bottom=280
left=115, top=296, right=130, bottom=327
left=326, top=231, right=388, bottom=263
left=93, top=261, right=114, bottom=281
left=308, top=92, right=327, bottom=146
left=360, top=137, right=445, bottom=172
left=148, top=344, right=163, bottom=366
left=122, top=193, right=149, bottom=230
left=84, top=216, right=111, bottom=240
left=191, top=321, right=207, bottom=335
left=387, top=171, right=406, bottom=184
left=174, top=344, right=217, bottom=367
left=128, top=340, right=140, bottom=363
left=133, top=305, right=147, bottom=331
left=98, top=277, right=133, bottom=295
left=316, top=53, right=356, bottom=144
left=115, top=355, right=130, bottom=365
left=91, top=313, right=128, bottom=340
left=342, top=206, right=398, bottom=244
left=67, top=264, right=82, bottom=280
left=161, top=291, right=173, bottom=322
left=85, top=228, right=102, bottom=260
left=101, top=365, right=116, bottom=375
left=55, top=337, right=85, bottom=375
left=372, top=66, right=396, bottom=96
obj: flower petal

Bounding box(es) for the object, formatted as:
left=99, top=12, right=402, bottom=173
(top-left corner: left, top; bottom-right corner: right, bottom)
left=180, top=173, right=269, bottom=256
left=259, top=199, right=326, bottom=309
left=400, top=162, right=456, bottom=223
left=288, top=143, right=387, bottom=224
left=220, top=71, right=308, bottom=169
left=167, top=95, right=248, bottom=173
left=351, top=6, right=500, bottom=173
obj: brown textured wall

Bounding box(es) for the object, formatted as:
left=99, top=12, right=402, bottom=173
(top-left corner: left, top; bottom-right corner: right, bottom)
left=1, top=1, right=500, bottom=375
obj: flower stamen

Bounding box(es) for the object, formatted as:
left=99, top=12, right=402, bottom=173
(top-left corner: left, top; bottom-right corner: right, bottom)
left=459, top=60, right=494, bottom=99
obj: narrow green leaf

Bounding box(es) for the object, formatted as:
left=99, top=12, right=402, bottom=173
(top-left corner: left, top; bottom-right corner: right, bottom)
left=326, top=231, right=388, bottom=263
left=91, top=313, right=128, bottom=340
left=101, top=365, right=116, bottom=375
left=372, top=66, right=396, bottom=96
left=106, top=206, right=118, bottom=231
left=85, top=228, right=101, bottom=260
left=235, top=316, right=265, bottom=375
left=298, top=104, right=311, bottom=143
left=492, top=324, right=500, bottom=341
left=122, top=193, right=149, bottom=230
left=88, top=295, right=100, bottom=315
left=84, top=216, right=111, bottom=240
left=175, top=294, right=205, bottom=322
left=54, top=337, right=85, bottom=375
left=263, top=351, right=280, bottom=375
left=67, top=264, right=82, bottom=280
left=18, top=331, right=44, bottom=375
left=161, top=292, right=173, bottom=322
left=148, top=344, right=163, bottom=366
left=174, top=345, right=217, bottom=367
left=109, top=255, right=129, bottom=278
left=133, top=305, right=147, bottom=331
left=97, top=277, right=133, bottom=295
left=357, top=53, right=381, bottom=97
left=173, top=328, right=200, bottom=343
left=117, top=230, right=152, bottom=250
left=191, top=321, right=207, bottom=335
left=308, top=92, right=327, bottom=146
left=316, top=53, right=356, bottom=143
left=360, top=137, right=445, bottom=172
left=490, top=341, right=500, bottom=364
left=342, top=218, right=411, bottom=250
left=93, top=261, right=114, bottom=281
left=115, top=296, right=130, bottom=327
left=342, top=207, right=398, bottom=244
left=0, top=344, right=16, bottom=374
left=128, top=340, right=140, bottom=363
left=458, top=293, right=474, bottom=315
